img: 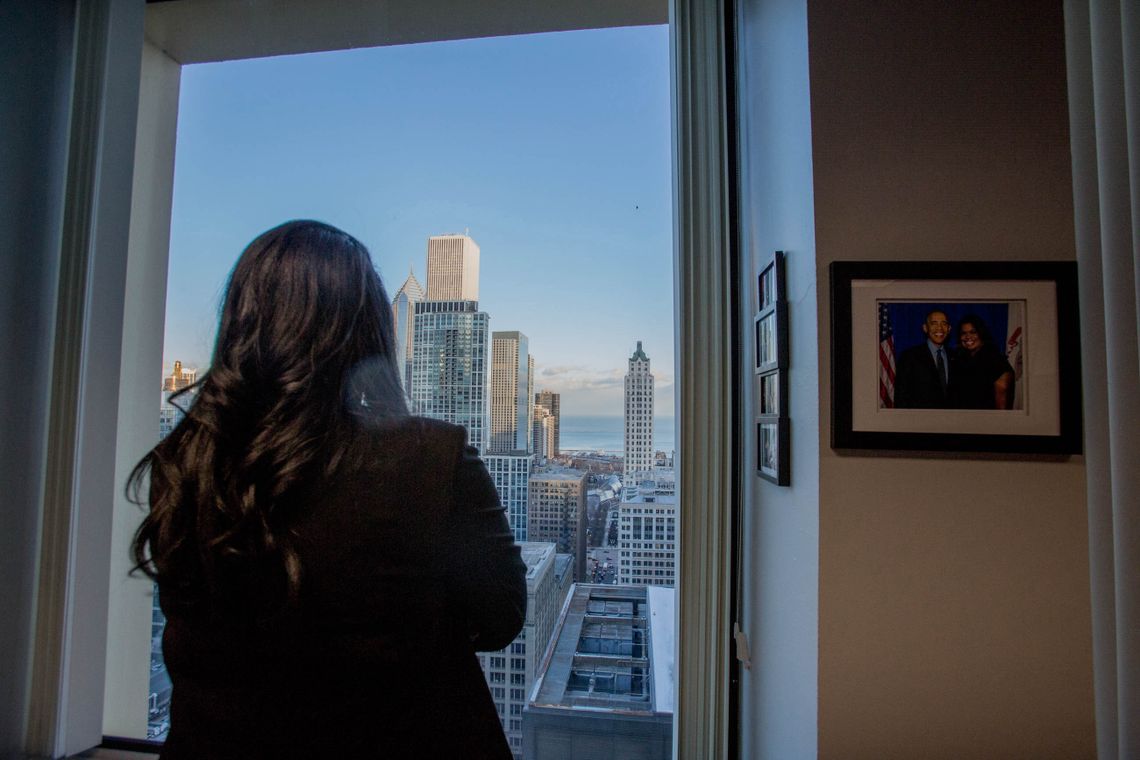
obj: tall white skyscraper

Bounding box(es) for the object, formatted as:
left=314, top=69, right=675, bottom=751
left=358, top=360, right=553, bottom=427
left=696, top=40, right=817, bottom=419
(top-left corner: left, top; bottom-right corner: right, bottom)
left=409, top=300, right=490, bottom=453
left=623, top=341, right=654, bottom=480
left=390, top=267, right=425, bottom=394
left=426, top=233, right=480, bottom=301
left=490, top=331, right=531, bottom=454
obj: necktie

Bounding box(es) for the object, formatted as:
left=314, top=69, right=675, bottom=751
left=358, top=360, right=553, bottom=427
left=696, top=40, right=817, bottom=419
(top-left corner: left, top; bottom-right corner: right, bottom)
left=936, top=348, right=947, bottom=392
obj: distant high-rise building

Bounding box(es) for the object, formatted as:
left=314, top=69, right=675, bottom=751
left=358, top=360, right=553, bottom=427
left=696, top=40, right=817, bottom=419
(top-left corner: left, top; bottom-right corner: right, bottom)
left=526, top=355, right=535, bottom=452
left=523, top=584, right=675, bottom=760
left=160, top=361, right=198, bottom=438
left=162, top=360, right=197, bottom=393
left=532, top=406, right=555, bottom=464
left=426, top=233, right=480, bottom=301
left=390, top=267, right=425, bottom=393
left=409, top=300, right=490, bottom=453
left=477, top=543, right=573, bottom=760
left=617, top=472, right=677, bottom=587
left=623, top=341, right=654, bottom=480
left=490, top=331, right=531, bottom=454
left=534, top=390, right=560, bottom=456
left=528, top=467, right=588, bottom=581
left=485, top=452, right=533, bottom=542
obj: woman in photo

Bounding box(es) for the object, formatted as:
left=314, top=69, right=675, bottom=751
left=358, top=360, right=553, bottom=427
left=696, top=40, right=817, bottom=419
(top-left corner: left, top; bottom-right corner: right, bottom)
left=131, top=220, right=526, bottom=759
left=950, top=313, right=1016, bottom=410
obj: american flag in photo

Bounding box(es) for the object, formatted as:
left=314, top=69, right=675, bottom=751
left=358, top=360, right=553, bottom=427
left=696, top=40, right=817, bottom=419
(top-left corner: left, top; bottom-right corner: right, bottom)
left=879, top=303, right=895, bottom=408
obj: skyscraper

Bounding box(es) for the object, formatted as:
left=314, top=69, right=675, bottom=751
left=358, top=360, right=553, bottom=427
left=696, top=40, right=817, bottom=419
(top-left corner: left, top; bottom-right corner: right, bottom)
left=490, top=331, right=532, bottom=454
left=426, top=233, right=480, bottom=301
left=485, top=452, right=533, bottom=542
left=390, top=267, right=425, bottom=394
left=532, top=406, right=555, bottom=463
left=160, top=361, right=198, bottom=438
left=527, top=355, right=535, bottom=452
left=162, top=360, right=197, bottom=392
left=623, top=341, right=654, bottom=480
left=409, top=300, right=490, bottom=453
left=534, top=390, right=560, bottom=457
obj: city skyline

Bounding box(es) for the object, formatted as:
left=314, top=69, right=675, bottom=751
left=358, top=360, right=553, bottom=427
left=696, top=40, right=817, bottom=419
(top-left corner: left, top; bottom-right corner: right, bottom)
left=163, top=26, right=673, bottom=417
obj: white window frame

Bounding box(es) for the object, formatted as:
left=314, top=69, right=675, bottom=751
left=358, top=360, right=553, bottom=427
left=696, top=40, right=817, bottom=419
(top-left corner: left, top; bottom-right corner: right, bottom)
left=28, top=0, right=736, bottom=757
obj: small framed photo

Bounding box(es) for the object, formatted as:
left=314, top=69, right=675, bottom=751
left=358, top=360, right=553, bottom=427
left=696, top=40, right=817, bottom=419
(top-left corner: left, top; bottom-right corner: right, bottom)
left=757, top=416, right=789, bottom=485
left=757, top=371, right=782, bottom=415
left=830, top=261, right=1082, bottom=454
left=757, top=250, right=786, bottom=312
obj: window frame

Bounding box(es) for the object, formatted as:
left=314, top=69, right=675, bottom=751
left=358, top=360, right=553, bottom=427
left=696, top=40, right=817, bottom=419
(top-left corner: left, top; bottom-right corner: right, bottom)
left=30, top=0, right=739, bottom=756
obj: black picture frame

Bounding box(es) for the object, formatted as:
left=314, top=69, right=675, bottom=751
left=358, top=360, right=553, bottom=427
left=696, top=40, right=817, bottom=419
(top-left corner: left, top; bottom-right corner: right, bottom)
left=757, top=416, right=790, bottom=484
left=830, top=261, right=1082, bottom=454
left=755, top=251, right=790, bottom=484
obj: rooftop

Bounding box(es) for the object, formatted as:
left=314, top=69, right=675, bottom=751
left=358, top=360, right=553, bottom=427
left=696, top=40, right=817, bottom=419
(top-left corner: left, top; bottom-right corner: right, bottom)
left=519, top=542, right=556, bottom=581
left=531, top=466, right=586, bottom=483
left=530, top=584, right=675, bottom=715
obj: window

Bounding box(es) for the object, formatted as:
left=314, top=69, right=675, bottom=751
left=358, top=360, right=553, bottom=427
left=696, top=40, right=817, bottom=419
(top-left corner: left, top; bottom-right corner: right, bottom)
left=60, top=1, right=738, bottom=760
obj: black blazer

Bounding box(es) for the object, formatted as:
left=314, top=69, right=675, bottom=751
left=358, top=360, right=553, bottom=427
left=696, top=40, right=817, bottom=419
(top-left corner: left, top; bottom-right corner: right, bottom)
left=158, top=416, right=526, bottom=759
left=894, top=343, right=951, bottom=408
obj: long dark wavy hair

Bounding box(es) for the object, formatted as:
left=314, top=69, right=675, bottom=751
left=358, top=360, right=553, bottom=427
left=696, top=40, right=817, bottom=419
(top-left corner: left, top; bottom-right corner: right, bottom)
left=130, top=220, right=407, bottom=615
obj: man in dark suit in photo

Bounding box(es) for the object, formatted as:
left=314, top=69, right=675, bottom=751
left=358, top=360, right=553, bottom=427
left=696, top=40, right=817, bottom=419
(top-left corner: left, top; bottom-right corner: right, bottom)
left=895, top=309, right=953, bottom=408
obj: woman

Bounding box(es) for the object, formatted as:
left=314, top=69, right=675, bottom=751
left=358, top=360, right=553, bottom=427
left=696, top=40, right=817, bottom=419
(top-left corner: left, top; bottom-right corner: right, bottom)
left=949, top=314, right=1016, bottom=410
left=131, top=220, right=526, bottom=758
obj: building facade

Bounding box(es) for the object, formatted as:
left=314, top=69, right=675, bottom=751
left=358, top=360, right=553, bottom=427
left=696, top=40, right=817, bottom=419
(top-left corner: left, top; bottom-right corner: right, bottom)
left=532, top=406, right=555, bottom=464
left=527, top=467, right=588, bottom=581
left=490, top=331, right=532, bottom=454
left=534, top=390, right=560, bottom=456
left=390, top=267, right=425, bottom=394
left=623, top=341, right=654, bottom=479
left=162, top=360, right=196, bottom=393
left=159, top=361, right=198, bottom=439
left=409, top=300, right=490, bottom=453
left=523, top=584, right=675, bottom=760
left=425, top=233, right=480, bottom=301
left=485, top=452, right=534, bottom=542
left=617, top=473, right=677, bottom=587
left=477, top=543, right=573, bottom=760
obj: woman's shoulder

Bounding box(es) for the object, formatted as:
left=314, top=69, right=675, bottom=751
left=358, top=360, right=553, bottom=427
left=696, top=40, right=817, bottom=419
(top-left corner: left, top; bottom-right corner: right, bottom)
left=354, top=414, right=468, bottom=457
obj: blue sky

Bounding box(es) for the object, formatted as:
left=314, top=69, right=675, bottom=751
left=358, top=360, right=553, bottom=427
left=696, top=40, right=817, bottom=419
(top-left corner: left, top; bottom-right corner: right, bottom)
left=165, top=25, right=673, bottom=417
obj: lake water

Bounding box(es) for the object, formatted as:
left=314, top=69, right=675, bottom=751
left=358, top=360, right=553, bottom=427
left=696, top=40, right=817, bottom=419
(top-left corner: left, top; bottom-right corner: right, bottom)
left=558, top=415, right=675, bottom=454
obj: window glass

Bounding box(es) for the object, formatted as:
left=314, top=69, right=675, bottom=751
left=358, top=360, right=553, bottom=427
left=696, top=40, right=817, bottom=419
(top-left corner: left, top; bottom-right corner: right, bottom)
left=152, top=24, right=675, bottom=759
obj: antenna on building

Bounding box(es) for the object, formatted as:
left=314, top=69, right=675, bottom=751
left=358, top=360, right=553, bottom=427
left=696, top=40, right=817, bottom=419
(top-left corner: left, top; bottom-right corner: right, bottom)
left=465, top=226, right=470, bottom=237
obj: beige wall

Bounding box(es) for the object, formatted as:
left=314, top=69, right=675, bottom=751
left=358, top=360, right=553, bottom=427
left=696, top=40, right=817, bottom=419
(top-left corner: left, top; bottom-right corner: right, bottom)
left=809, top=2, right=1095, bottom=758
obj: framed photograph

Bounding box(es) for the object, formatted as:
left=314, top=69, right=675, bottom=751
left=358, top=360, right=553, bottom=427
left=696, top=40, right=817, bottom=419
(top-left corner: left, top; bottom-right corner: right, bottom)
left=757, top=371, right=782, bottom=415
left=757, top=416, right=790, bottom=484
left=754, top=252, right=788, bottom=373
left=830, top=261, right=1082, bottom=454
